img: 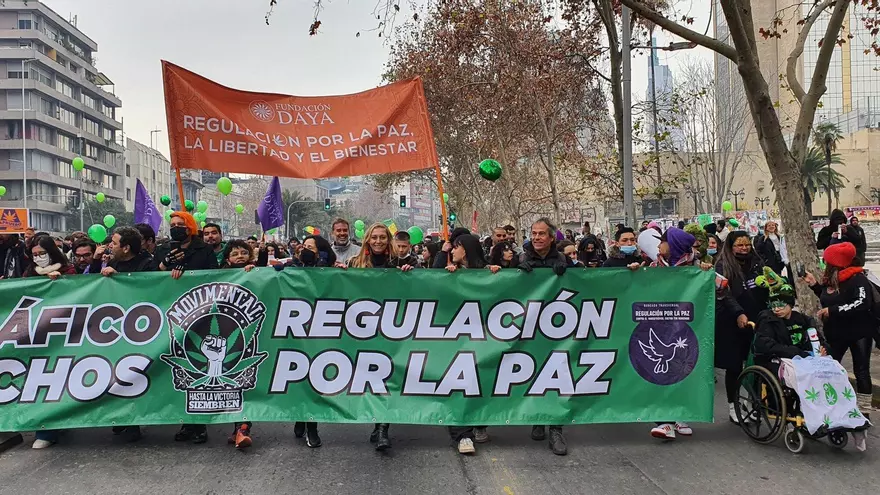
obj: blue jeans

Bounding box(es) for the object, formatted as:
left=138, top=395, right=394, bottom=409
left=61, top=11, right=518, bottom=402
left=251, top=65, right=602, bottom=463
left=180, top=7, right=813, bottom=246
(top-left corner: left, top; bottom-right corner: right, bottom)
left=35, top=430, right=59, bottom=442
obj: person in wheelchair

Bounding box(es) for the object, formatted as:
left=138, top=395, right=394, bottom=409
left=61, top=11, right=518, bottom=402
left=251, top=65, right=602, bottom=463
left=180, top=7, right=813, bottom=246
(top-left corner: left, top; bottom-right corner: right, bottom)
left=753, top=284, right=827, bottom=372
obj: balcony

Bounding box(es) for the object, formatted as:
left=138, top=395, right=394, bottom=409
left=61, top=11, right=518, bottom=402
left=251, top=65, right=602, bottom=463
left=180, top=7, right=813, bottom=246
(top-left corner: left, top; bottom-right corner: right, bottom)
left=0, top=78, right=122, bottom=131
left=0, top=28, right=97, bottom=76
left=0, top=138, right=121, bottom=177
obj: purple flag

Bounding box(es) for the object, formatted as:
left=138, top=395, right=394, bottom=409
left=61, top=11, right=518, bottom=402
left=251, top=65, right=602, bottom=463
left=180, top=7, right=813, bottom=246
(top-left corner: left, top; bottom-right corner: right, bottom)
left=257, top=176, right=284, bottom=232
left=134, top=178, right=162, bottom=235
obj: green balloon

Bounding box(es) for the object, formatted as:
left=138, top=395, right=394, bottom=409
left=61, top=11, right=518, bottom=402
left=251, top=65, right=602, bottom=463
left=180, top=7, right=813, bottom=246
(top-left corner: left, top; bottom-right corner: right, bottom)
left=197, top=200, right=208, bottom=213
left=354, top=219, right=365, bottom=230
left=103, top=214, right=116, bottom=229
left=442, top=193, right=449, bottom=203
left=407, top=226, right=424, bottom=245
left=268, top=228, right=277, bottom=234
left=184, top=200, right=194, bottom=212
left=95, top=192, right=106, bottom=203
left=478, top=159, right=502, bottom=181
left=728, top=218, right=740, bottom=228
left=722, top=200, right=733, bottom=211
left=160, top=195, right=171, bottom=206
left=72, top=156, right=85, bottom=172
left=87, top=224, right=107, bottom=243
left=0, top=185, right=6, bottom=196
left=355, top=228, right=365, bottom=240
left=235, top=203, right=244, bottom=214
left=164, top=209, right=174, bottom=221
left=200, top=221, right=206, bottom=228
left=217, top=177, right=233, bottom=196
left=194, top=212, right=206, bottom=223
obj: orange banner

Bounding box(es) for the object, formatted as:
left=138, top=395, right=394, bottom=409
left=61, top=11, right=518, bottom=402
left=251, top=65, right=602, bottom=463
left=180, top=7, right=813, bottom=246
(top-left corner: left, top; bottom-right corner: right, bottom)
left=162, top=61, right=439, bottom=179
left=0, top=208, right=29, bottom=234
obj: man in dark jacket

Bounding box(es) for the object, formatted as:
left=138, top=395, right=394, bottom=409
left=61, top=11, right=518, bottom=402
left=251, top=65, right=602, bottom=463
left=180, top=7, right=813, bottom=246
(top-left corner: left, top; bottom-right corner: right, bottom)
left=518, top=218, right=568, bottom=456
left=847, top=216, right=867, bottom=266
left=71, top=239, right=104, bottom=274
left=0, top=233, right=27, bottom=279
left=152, top=211, right=218, bottom=279
left=101, top=227, right=153, bottom=276
left=816, top=209, right=855, bottom=250
left=603, top=227, right=643, bottom=269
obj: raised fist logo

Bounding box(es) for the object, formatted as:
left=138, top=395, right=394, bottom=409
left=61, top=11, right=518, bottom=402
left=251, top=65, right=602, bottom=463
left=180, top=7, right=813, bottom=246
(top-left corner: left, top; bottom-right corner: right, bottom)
left=202, top=335, right=227, bottom=377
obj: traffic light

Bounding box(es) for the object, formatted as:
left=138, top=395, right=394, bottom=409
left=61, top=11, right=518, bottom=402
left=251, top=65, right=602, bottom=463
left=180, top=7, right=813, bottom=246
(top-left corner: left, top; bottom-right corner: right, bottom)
left=324, top=198, right=331, bottom=211
left=448, top=212, right=457, bottom=224
left=399, top=195, right=407, bottom=208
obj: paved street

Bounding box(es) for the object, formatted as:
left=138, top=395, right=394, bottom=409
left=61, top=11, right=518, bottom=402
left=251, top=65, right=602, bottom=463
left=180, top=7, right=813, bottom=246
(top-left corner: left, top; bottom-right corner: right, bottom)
left=0, top=375, right=877, bottom=495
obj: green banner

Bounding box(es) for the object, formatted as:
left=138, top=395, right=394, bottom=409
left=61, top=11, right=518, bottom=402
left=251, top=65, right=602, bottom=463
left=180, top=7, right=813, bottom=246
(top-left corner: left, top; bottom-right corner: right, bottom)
left=0, top=267, right=715, bottom=430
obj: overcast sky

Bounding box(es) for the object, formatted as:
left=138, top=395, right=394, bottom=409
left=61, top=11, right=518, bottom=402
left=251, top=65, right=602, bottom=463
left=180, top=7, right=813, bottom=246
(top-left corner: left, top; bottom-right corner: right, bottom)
left=45, top=0, right=713, bottom=159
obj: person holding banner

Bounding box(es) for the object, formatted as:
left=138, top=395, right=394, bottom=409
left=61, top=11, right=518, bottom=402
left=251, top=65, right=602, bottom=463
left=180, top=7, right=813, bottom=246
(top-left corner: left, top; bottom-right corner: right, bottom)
left=348, top=223, right=414, bottom=450
left=519, top=218, right=569, bottom=456
left=330, top=219, right=358, bottom=266
left=24, top=235, right=75, bottom=281
left=202, top=223, right=227, bottom=267
left=101, top=227, right=154, bottom=277
left=151, top=212, right=218, bottom=444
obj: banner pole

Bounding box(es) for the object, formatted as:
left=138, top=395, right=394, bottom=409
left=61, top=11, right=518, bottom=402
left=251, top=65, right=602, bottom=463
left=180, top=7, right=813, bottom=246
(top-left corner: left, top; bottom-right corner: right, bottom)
left=434, top=165, right=448, bottom=240
left=175, top=167, right=186, bottom=211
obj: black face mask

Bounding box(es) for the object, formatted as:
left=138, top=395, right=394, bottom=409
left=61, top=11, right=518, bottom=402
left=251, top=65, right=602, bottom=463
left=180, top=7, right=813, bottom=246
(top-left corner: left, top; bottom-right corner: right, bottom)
left=300, top=249, right=317, bottom=266
left=734, top=252, right=751, bottom=260
left=169, top=227, right=189, bottom=242
left=227, top=262, right=248, bottom=269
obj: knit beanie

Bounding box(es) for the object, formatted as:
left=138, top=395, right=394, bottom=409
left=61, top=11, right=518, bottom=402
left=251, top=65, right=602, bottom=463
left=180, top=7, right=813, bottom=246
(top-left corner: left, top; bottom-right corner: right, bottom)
left=823, top=242, right=856, bottom=269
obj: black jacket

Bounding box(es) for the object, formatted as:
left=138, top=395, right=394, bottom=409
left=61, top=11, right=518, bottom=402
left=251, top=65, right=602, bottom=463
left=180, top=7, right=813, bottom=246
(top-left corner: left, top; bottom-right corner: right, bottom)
left=847, top=224, right=867, bottom=263
left=0, top=240, right=26, bottom=279
left=816, top=209, right=854, bottom=250
left=754, top=310, right=824, bottom=359
left=109, top=250, right=153, bottom=273
left=602, top=245, right=642, bottom=268
left=716, top=256, right=768, bottom=321
left=519, top=242, right=567, bottom=274
left=810, top=271, right=876, bottom=343
left=151, top=238, right=219, bottom=272
left=753, top=234, right=784, bottom=274
left=390, top=253, right=421, bottom=268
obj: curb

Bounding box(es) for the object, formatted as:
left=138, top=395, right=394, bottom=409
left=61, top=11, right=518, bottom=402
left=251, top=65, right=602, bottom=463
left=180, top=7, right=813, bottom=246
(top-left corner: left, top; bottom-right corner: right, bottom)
left=847, top=373, right=880, bottom=408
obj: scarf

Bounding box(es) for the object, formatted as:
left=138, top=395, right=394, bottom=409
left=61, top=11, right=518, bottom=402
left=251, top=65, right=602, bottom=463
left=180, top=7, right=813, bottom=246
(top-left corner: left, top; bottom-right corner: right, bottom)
left=837, top=266, right=864, bottom=283
left=34, top=263, right=61, bottom=275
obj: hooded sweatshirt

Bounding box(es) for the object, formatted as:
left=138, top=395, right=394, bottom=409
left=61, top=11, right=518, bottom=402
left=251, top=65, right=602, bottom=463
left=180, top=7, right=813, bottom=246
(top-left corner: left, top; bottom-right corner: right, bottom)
left=332, top=239, right=358, bottom=265
left=666, top=228, right=697, bottom=266
left=816, top=209, right=851, bottom=250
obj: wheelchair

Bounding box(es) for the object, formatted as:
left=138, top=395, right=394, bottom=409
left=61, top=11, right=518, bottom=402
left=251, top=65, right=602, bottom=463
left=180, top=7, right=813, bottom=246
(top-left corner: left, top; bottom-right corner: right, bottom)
left=735, top=364, right=850, bottom=453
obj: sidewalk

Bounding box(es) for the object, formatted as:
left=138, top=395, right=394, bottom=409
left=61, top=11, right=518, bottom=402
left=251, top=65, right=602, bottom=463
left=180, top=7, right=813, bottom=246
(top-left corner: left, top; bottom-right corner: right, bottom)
left=840, top=348, right=880, bottom=407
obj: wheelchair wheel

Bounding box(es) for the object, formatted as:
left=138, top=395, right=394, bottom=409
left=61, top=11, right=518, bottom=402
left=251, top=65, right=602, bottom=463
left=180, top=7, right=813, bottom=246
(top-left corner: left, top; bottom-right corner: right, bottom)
left=736, top=366, right=787, bottom=444
left=828, top=430, right=849, bottom=449
left=784, top=425, right=806, bottom=454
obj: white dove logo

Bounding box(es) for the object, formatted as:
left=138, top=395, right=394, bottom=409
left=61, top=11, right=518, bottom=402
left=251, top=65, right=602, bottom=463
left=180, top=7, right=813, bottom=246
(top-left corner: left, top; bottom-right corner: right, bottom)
left=638, top=328, right=689, bottom=374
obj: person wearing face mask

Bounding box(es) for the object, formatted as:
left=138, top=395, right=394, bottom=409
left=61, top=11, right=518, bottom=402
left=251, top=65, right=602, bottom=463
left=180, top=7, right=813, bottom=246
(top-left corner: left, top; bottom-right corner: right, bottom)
left=706, top=234, right=721, bottom=263
left=557, top=240, right=583, bottom=267
left=279, top=235, right=336, bottom=270
left=489, top=241, right=519, bottom=269
left=24, top=235, right=75, bottom=281
left=152, top=212, right=218, bottom=281
left=0, top=233, right=26, bottom=280
left=347, top=223, right=414, bottom=451
left=714, top=231, right=768, bottom=425
left=603, top=227, right=643, bottom=270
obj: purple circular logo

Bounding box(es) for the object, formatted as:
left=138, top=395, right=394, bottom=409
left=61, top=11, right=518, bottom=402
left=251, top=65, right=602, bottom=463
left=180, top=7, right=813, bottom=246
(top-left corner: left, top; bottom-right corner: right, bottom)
left=629, top=320, right=698, bottom=385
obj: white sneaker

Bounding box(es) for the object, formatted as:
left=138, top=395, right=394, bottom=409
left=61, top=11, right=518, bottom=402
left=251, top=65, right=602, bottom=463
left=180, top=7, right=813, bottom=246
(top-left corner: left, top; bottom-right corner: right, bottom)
left=458, top=438, right=475, bottom=454
left=728, top=403, right=740, bottom=424
left=675, top=422, right=693, bottom=436
left=32, top=439, right=54, bottom=449
left=651, top=424, right=675, bottom=440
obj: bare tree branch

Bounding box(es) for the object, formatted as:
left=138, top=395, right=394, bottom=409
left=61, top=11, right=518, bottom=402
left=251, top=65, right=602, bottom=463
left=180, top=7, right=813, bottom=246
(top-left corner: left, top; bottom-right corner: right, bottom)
left=786, top=0, right=836, bottom=104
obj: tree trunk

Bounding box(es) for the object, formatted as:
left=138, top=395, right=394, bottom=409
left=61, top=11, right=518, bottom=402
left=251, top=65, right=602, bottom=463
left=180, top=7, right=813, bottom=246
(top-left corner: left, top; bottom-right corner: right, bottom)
left=609, top=47, right=625, bottom=195
left=737, top=65, right=819, bottom=312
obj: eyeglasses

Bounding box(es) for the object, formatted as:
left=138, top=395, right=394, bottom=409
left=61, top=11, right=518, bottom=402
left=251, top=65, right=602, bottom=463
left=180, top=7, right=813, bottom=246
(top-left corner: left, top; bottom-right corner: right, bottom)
left=74, top=253, right=92, bottom=259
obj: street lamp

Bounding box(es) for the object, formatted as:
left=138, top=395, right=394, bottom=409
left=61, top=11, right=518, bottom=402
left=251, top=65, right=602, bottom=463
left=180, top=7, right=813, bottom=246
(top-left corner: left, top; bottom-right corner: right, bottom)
left=150, top=128, right=162, bottom=150
left=728, top=188, right=745, bottom=211
left=755, top=196, right=770, bottom=210
left=20, top=57, right=37, bottom=209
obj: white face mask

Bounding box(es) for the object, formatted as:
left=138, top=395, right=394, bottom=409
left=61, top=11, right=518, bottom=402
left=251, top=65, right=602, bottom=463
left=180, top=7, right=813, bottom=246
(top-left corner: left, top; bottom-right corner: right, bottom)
left=34, top=254, right=51, bottom=268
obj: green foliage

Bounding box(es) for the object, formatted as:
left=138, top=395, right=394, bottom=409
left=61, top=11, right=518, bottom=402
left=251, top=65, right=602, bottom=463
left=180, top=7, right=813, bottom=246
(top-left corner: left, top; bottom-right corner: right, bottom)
left=812, top=122, right=844, bottom=151
left=801, top=146, right=847, bottom=205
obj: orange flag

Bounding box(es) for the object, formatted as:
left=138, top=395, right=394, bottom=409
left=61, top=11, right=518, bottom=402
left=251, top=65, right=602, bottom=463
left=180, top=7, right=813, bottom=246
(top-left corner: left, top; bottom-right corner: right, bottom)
left=162, top=61, right=439, bottom=179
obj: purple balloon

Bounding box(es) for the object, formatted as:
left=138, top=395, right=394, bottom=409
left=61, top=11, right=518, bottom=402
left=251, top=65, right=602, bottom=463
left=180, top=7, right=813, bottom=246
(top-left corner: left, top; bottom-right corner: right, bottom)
left=556, top=230, right=564, bottom=241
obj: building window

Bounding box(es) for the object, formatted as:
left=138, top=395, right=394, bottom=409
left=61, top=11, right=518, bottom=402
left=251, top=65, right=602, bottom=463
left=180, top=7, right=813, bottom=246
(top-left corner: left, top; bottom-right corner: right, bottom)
left=82, top=117, right=99, bottom=136
left=126, top=164, right=131, bottom=177
left=81, top=93, right=97, bottom=110
left=126, top=188, right=131, bottom=201
left=17, top=13, right=33, bottom=30
left=58, top=106, right=77, bottom=127
left=103, top=128, right=114, bottom=141
left=152, top=170, right=156, bottom=180
left=54, top=77, right=75, bottom=98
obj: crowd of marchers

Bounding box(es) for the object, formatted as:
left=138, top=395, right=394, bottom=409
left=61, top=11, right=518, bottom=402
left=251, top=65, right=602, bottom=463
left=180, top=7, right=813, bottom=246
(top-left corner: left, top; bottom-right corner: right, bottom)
left=0, top=207, right=874, bottom=455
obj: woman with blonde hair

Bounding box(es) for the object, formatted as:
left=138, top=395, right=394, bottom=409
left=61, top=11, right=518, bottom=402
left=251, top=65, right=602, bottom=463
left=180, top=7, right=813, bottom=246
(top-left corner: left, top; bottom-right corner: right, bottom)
left=347, top=223, right=413, bottom=450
